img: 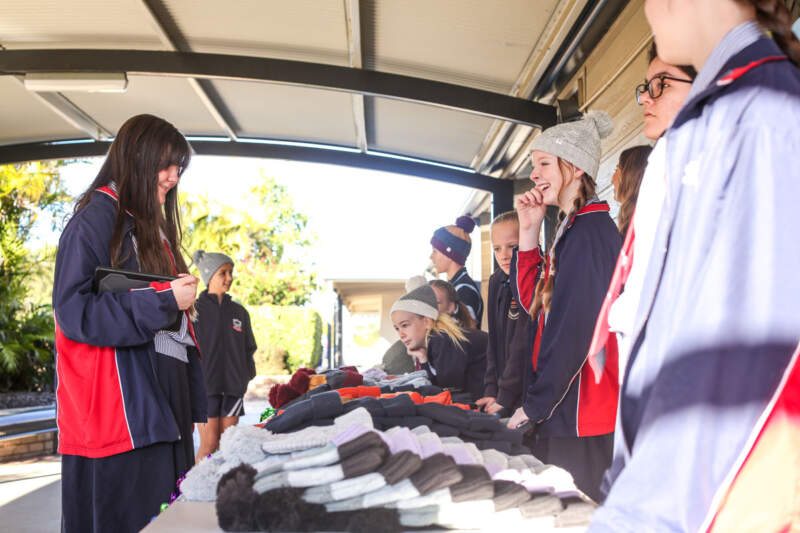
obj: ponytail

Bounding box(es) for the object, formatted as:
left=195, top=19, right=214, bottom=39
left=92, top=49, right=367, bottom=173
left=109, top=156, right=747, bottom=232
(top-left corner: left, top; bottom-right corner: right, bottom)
left=745, top=0, right=800, bottom=67
left=427, top=312, right=468, bottom=349
left=529, top=159, right=596, bottom=317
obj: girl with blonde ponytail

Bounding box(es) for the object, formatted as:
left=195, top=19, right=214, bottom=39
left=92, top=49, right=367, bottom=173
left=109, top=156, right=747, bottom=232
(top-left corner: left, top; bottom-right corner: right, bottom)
left=507, top=110, right=621, bottom=503
left=390, top=283, right=487, bottom=400
left=589, top=1, right=800, bottom=530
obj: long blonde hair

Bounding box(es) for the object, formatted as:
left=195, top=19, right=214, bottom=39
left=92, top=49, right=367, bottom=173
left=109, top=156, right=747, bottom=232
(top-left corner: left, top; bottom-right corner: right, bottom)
left=529, top=159, right=596, bottom=316
left=426, top=312, right=468, bottom=348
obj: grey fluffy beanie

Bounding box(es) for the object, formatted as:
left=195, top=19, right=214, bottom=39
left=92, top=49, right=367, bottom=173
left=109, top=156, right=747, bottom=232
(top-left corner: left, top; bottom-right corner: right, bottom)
left=193, top=249, right=234, bottom=285
left=390, top=284, right=439, bottom=320
left=530, top=110, right=614, bottom=179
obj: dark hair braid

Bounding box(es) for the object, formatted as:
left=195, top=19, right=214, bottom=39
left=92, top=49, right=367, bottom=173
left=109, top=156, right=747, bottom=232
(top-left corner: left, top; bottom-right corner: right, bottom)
left=745, top=0, right=800, bottom=67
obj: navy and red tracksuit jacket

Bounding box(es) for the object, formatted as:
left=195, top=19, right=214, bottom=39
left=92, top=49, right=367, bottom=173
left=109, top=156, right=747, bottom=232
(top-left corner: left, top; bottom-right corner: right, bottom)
left=511, top=202, right=621, bottom=437
left=52, top=187, right=207, bottom=458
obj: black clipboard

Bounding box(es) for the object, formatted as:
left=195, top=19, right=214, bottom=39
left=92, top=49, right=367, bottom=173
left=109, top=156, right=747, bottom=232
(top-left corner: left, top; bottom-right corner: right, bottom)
left=93, top=267, right=182, bottom=331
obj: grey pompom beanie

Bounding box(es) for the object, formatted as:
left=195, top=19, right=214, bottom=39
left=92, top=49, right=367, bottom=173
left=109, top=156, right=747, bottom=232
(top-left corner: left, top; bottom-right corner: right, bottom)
left=193, top=249, right=234, bottom=285
left=390, top=284, right=439, bottom=320
left=530, top=110, right=614, bottom=179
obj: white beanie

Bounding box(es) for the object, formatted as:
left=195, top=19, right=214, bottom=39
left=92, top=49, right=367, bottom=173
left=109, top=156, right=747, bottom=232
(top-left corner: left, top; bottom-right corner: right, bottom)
left=530, top=110, right=614, bottom=179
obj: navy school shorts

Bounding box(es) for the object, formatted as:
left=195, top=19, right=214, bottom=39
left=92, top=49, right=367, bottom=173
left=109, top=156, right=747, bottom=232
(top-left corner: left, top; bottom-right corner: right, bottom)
left=207, top=394, right=245, bottom=418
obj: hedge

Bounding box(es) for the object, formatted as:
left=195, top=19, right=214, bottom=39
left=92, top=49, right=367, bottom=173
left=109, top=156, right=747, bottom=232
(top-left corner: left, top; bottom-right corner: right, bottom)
left=248, top=304, right=323, bottom=375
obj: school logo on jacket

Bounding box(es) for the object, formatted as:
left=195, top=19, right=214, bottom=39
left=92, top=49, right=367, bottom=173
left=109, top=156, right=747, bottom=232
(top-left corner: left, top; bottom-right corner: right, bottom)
left=232, top=318, right=243, bottom=332
left=508, top=298, right=520, bottom=320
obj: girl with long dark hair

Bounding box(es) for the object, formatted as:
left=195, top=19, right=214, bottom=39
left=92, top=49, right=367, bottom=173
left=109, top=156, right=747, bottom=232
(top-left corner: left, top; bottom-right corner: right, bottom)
left=53, top=114, right=207, bottom=533
left=611, top=145, right=653, bottom=237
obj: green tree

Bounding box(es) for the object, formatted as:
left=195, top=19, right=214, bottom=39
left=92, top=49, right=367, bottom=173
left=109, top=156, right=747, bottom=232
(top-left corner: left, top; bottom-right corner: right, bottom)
left=181, top=172, right=318, bottom=306
left=0, top=162, right=68, bottom=391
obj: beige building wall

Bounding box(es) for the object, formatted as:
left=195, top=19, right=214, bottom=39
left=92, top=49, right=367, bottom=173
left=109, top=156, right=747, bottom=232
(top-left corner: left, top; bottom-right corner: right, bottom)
left=558, top=0, right=653, bottom=215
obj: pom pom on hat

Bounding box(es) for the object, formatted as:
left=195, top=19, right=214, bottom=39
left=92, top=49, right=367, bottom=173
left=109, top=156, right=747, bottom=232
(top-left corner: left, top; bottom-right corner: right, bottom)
left=455, top=216, right=476, bottom=234
left=584, top=110, right=614, bottom=139
left=405, top=275, right=427, bottom=293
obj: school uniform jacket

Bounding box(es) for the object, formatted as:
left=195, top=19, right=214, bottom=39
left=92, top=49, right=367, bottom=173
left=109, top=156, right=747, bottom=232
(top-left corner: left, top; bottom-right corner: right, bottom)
left=194, top=290, right=257, bottom=397
left=52, top=187, right=207, bottom=458
left=450, top=267, right=483, bottom=326
left=421, top=328, right=488, bottom=400
left=511, top=201, right=621, bottom=438
left=482, top=267, right=534, bottom=411
left=589, top=29, right=800, bottom=532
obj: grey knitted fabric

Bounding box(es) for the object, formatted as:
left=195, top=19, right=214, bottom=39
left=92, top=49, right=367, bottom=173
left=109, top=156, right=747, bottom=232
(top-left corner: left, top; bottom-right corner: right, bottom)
left=529, top=110, right=614, bottom=179
left=192, top=249, right=233, bottom=285
left=390, top=284, right=439, bottom=319
left=405, top=275, right=427, bottom=292
left=381, top=340, right=416, bottom=375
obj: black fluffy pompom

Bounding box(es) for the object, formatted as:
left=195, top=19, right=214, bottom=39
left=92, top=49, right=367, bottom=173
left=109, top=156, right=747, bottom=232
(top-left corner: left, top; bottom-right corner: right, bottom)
left=216, top=465, right=258, bottom=531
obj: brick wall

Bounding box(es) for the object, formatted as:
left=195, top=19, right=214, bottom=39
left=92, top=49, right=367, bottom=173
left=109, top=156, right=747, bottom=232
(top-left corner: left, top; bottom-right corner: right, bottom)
left=0, top=431, right=58, bottom=463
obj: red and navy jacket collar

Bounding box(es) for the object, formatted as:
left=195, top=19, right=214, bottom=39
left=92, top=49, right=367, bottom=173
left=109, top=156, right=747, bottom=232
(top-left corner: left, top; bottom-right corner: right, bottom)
left=672, top=37, right=793, bottom=130
left=565, top=199, right=611, bottom=230
left=96, top=185, right=136, bottom=217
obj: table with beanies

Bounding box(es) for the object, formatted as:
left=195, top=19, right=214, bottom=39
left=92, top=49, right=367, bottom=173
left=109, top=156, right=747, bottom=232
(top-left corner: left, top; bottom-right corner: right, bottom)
left=144, top=366, right=596, bottom=532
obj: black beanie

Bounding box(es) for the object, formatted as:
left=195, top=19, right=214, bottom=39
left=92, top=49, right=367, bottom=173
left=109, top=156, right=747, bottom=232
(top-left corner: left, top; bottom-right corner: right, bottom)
left=337, top=431, right=387, bottom=461
left=409, top=453, right=463, bottom=495
left=449, top=465, right=495, bottom=503
left=415, top=403, right=470, bottom=428
left=216, top=465, right=258, bottom=531
left=492, top=480, right=532, bottom=511
left=381, top=395, right=417, bottom=417
left=339, top=446, right=387, bottom=479
left=378, top=451, right=424, bottom=485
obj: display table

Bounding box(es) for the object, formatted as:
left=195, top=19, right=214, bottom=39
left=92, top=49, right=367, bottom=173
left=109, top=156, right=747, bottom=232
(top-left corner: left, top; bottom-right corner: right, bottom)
left=142, top=502, right=222, bottom=533
left=142, top=501, right=589, bottom=533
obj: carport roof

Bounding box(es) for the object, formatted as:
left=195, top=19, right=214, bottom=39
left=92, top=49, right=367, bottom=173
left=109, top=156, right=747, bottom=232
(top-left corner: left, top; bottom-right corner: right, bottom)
left=0, top=0, right=626, bottom=194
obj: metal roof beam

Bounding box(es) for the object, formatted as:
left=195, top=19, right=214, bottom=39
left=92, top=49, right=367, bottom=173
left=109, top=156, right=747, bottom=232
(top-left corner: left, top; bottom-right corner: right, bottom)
left=0, top=140, right=511, bottom=194
left=0, top=49, right=558, bottom=129
left=344, top=0, right=368, bottom=153
left=137, top=0, right=239, bottom=141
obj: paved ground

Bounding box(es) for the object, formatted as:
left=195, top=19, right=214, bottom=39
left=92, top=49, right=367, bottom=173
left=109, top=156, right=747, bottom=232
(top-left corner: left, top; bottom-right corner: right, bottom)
left=0, top=399, right=266, bottom=532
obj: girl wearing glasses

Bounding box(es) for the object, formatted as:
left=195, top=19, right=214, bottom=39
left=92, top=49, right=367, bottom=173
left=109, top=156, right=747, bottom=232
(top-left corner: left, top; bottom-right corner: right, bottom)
left=589, top=1, right=800, bottom=531
left=636, top=43, right=697, bottom=139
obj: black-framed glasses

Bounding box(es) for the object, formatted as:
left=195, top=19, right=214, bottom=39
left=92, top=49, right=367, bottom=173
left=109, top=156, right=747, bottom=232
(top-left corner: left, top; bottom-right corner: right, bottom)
left=635, top=74, right=692, bottom=104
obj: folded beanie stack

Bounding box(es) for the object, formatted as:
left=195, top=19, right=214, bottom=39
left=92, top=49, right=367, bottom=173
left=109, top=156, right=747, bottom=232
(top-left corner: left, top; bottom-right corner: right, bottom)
left=182, top=406, right=596, bottom=532
left=264, top=391, right=531, bottom=456
left=269, top=367, right=435, bottom=411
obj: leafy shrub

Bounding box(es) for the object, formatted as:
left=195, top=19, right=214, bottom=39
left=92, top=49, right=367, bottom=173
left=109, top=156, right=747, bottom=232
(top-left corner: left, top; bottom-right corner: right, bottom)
left=249, top=305, right=323, bottom=374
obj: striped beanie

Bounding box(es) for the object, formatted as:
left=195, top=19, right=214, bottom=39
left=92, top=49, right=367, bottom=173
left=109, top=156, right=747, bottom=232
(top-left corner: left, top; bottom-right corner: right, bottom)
left=430, top=216, right=476, bottom=266
left=390, top=284, right=439, bottom=320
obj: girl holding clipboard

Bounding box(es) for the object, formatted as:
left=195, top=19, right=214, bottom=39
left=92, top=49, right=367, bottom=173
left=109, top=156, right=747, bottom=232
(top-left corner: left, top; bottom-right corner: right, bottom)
left=53, top=114, right=207, bottom=533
